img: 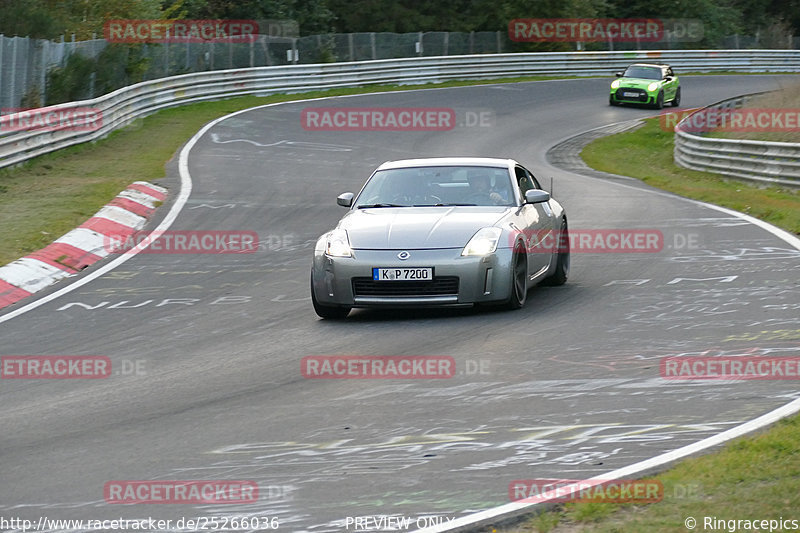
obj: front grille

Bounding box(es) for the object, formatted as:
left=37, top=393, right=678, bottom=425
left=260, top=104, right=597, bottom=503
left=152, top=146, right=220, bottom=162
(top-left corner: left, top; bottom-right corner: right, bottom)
left=615, top=88, right=648, bottom=102
left=352, top=276, right=459, bottom=297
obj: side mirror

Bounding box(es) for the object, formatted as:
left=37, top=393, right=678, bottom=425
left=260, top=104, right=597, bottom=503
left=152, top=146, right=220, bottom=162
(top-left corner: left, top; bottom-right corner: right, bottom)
left=525, top=189, right=550, bottom=204
left=337, top=192, right=354, bottom=207
left=615, top=72, right=623, bottom=77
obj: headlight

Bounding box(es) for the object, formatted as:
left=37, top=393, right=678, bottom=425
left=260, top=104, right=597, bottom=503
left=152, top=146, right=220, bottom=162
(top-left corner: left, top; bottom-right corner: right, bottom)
left=462, top=227, right=502, bottom=256
left=326, top=229, right=352, bottom=257
left=647, top=82, right=659, bottom=92
left=611, top=80, right=620, bottom=89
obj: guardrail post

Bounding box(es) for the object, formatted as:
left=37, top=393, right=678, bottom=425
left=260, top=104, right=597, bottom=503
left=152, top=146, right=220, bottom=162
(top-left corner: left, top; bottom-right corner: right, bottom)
left=0, top=35, right=4, bottom=109
left=165, top=29, right=170, bottom=78
left=348, top=33, right=354, bottom=61
left=10, top=37, right=17, bottom=108
left=40, top=38, right=47, bottom=105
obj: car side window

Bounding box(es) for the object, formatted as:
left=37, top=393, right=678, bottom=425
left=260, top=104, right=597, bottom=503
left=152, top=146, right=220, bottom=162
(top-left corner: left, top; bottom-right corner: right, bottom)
left=515, top=167, right=531, bottom=199
left=517, top=167, right=541, bottom=190
left=527, top=170, right=542, bottom=190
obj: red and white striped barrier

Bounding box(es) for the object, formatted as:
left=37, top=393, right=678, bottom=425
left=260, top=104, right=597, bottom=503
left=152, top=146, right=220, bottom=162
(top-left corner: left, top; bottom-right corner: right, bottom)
left=0, top=181, right=166, bottom=309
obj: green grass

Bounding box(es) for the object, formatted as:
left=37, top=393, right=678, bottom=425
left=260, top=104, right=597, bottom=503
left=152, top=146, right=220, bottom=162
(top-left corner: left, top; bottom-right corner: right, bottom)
left=2, top=66, right=799, bottom=533
left=494, top=414, right=800, bottom=533
left=490, top=88, right=800, bottom=533
left=711, top=81, right=800, bottom=143
left=580, top=118, right=800, bottom=235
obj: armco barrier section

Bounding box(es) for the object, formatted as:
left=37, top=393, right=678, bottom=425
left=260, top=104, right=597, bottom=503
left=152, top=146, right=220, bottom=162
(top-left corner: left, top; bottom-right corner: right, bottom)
left=674, top=94, right=800, bottom=187
left=2, top=49, right=800, bottom=170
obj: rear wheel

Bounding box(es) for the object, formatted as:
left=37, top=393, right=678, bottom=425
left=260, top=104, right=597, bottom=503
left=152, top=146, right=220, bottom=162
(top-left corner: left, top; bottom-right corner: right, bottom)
left=542, top=218, right=570, bottom=286
left=671, top=87, right=681, bottom=107
left=311, top=274, right=350, bottom=319
left=506, top=243, right=528, bottom=310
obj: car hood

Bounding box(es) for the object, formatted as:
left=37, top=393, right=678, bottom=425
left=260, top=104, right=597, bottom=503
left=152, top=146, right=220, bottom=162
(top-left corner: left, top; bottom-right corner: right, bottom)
left=339, top=206, right=509, bottom=249
left=617, top=77, right=662, bottom=90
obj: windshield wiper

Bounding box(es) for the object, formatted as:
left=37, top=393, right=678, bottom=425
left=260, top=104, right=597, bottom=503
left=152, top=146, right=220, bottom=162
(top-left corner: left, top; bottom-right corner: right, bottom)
left=357, top=203, right=407, bottom=209
left=432, top=202, right=477, bottom=206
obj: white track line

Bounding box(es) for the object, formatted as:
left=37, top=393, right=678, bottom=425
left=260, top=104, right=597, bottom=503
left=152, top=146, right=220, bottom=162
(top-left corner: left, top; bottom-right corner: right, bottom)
left=412, top=118, right=800, bottom=533
left=412, top=397, right=800, bottom=532
left=1, top=86, right=799, bottom=533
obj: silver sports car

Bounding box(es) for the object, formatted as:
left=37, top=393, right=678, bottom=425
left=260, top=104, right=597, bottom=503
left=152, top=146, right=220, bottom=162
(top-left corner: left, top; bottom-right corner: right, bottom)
left=311, top=157, right=569, bottom=318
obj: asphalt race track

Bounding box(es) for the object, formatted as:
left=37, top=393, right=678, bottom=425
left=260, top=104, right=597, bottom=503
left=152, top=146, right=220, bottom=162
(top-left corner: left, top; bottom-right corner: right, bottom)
left=1, top=74, right=799, bottom=532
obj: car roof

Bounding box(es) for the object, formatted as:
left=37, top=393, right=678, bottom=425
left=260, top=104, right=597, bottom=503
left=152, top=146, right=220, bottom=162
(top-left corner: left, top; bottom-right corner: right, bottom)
left=627, top=63, right=670, bottom=69
left=377, top=157, right=518, bottom=170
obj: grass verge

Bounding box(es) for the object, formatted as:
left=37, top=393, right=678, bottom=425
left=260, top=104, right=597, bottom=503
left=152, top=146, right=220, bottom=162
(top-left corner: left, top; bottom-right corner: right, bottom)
left=580, top=118, right=800, bottom=235
left=492, top=97, right=800, bottom=533
left=496, top=413, right=800, bottom=532
left=711, top=81, right=800, bottom=143
left=2, top=67, right=798, bottom=533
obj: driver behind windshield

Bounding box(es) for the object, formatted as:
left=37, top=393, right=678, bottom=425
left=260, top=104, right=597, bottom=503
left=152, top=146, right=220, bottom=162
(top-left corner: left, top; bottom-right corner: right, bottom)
left=467, top=171, right=509, bottom=205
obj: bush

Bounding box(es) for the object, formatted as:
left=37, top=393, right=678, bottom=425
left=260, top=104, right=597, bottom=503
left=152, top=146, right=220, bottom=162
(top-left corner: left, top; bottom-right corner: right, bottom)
left=45, top=44, right=151, bottom=105
left=46, top=53, right=95, bottom=104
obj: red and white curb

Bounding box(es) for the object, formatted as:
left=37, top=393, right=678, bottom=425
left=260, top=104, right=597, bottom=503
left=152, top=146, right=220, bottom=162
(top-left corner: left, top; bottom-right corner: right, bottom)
left=0, top=181, right=166, bottom=309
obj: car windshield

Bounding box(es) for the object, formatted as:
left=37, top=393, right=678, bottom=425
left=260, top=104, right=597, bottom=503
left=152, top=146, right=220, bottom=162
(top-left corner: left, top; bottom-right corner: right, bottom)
left=353, top=166, right=516, bottom=208
left=623, top=66, right=662, bottom=80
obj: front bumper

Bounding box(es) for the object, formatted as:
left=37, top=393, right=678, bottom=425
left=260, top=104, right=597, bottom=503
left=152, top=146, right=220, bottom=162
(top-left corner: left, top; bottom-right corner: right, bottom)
left=312, top=247, right=515, bottom=307
left=610, top=87, right=656, bottom=105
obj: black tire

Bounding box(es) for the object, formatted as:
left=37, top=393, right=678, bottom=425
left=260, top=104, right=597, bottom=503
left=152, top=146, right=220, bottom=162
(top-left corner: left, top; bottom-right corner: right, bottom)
left=654, top=91, right=664, bottom=110
left=542, top=219, right=570, bottom=286
left=311, top=274, right=350, bottom=319
left=506, top=243, right=528, bottom=310
left=609, top=95, right=618, bottom=106
left=671, top=87, right=681, bottom=107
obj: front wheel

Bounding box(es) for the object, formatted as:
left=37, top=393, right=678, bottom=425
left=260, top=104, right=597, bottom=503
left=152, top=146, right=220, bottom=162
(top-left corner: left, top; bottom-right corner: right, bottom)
left=505, top=243, right=528, bottom=310
left=609, top=95, right=619, bottom=106
left=654, top=91, right=664, bottom=109
left=311, top=274, right=350, bottom=319
left=542, top=219, right=570, bottom=286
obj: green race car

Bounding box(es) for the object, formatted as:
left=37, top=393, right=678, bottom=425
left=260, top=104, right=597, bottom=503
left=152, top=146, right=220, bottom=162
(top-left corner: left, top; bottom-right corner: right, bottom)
left=609, top=63, right=681, bottom=109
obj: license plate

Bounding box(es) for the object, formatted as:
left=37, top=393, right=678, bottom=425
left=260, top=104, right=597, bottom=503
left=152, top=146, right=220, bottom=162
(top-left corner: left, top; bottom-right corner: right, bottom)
left=623, top=92, right=639, bottom=97
left=373, top=267, right=433, bottom=281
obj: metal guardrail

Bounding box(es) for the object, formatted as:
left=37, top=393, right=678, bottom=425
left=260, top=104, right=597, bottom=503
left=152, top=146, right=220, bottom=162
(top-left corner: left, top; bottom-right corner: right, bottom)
left=2, top=49, right=800, bottom=170
left=674, top=93, right=800, bottom=188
